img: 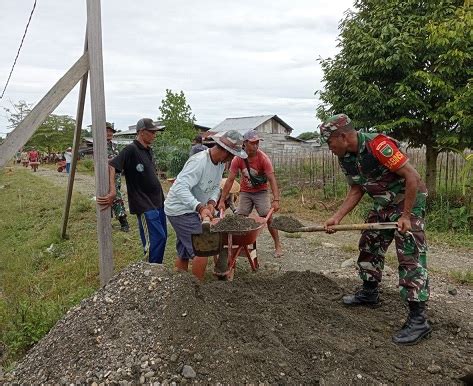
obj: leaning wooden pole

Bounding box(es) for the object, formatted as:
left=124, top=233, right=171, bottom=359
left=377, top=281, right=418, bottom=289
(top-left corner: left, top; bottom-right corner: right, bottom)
left=61, top=31, right=89, bottom=239
left=87, top=0, right=113, bottom=286
left=0, top=54, right=89, bottom=168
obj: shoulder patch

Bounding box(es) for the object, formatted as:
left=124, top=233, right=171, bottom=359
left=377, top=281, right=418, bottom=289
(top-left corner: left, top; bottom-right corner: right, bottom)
left=379, top=143, right=394, bottom=157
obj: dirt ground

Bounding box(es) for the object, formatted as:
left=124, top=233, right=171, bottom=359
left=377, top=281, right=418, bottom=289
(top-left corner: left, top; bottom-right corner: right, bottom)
left=3, top=166, right=472, bottom=384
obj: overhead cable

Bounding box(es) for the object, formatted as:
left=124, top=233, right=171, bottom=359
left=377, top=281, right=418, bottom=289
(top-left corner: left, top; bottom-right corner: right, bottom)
left=0, top=0, right=38, bottom=99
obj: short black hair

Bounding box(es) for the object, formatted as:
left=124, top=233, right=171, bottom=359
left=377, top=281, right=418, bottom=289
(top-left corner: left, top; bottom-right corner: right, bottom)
left=194, top=135, right=203, bottom=144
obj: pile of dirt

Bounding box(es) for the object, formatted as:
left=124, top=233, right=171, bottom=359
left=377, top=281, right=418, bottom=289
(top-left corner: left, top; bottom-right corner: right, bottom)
left=3, top=263, right=472, bottom=384
left=211, top=214, right=260, bottom=233
left=272, top=215, right=305, bottom=232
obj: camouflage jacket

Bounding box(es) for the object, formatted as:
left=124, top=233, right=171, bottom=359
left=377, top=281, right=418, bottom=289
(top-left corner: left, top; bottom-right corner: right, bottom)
left=339, top=132, right=424, bottom=210
left=107, top=140, right=119, bottom=159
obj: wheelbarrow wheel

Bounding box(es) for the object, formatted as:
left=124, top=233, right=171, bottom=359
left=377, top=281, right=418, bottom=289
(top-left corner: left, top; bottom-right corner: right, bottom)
left=215, top=248, right=228, bottom=281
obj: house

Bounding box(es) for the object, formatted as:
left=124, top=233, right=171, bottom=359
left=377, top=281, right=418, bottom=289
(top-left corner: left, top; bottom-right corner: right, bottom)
left=113, top=120, right=211, bottom=144
left=210, top=115, right=313, bottom=153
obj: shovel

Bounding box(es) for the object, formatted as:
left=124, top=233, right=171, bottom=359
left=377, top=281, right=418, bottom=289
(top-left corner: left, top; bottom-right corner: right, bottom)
left=191, top=215, right=222, bottom=257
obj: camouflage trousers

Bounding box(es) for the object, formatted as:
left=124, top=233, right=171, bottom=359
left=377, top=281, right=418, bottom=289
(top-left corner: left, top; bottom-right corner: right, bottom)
left=112, top=173, right=126, bottom=219
left=358, top=195, right=429, bottom=302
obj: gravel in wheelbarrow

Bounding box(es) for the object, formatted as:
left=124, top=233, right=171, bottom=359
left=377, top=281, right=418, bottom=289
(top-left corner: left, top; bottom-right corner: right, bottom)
left=210, top=214, right=260, bottom=233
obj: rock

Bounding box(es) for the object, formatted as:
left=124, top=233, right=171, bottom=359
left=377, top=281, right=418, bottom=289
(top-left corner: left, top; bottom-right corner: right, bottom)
left=194, top=353, right=203, bottom=361
left=340, top=258, right=355, bottom=268
left=427, top=364, right=442, bottom=374
left=170, top=353, right=178, bottom=362
left=448, top=287, right=458, bottom=296
left=181, top=365, right=196, bottom=379
left=321, top=242, right=337, bottom=248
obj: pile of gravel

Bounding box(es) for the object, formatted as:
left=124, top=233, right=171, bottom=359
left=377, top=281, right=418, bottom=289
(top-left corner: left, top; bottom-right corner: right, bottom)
left=211, top=214, right=260, bottom=233
left=3, top=263, right=472, bottom=384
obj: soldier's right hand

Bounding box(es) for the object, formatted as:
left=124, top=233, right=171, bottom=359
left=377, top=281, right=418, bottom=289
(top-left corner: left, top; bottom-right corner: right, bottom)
left=324, top=217, right=340, bottom=234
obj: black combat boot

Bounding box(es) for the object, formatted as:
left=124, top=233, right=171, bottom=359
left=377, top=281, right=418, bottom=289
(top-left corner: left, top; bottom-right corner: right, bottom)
left=392, top=301, right=432, bottom=345
left=342, top=281, right=380, bottom=306
left=118, top=216, right=130, bottom=232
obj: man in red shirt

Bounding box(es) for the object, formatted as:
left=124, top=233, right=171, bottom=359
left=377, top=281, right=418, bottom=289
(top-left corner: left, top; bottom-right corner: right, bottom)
left=218, top=130, right=282, bottom=257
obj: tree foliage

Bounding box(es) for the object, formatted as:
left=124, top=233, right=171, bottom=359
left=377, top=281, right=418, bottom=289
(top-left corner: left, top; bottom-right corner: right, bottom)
left=4, top=100, right=77, bottom=153
left=297, top=132, right=320, bottom=141
left=154, top=89, right=196, bottom=176
left=316, top=0, right=473, bottom=195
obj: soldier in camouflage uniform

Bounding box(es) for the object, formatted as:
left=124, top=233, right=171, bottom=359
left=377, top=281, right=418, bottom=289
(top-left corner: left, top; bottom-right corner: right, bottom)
left=106, top=122, right=129, bottom=232
left=320, top=113, right=431, bottom=345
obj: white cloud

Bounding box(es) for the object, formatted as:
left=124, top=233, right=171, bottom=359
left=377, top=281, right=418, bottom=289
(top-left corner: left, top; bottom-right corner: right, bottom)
left=0, top=0, right=353, bottom=137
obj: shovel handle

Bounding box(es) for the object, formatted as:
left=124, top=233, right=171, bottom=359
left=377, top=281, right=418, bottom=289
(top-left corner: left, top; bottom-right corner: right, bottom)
left=297, top=222, right=398, bottom=232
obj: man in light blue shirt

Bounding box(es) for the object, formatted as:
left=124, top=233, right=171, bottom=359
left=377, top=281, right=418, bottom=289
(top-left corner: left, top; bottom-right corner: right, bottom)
left=165, top=130, right=247, bottom=280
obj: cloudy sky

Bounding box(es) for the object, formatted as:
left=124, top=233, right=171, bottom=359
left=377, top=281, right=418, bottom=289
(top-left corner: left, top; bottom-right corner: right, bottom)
left=0, top=0, right=354, bottom=137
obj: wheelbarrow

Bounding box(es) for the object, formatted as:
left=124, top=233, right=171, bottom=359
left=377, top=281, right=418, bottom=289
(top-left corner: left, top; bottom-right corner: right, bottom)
left=212, top=209, right=274, bottom=281
left=57, top=160, right=66, bottom=172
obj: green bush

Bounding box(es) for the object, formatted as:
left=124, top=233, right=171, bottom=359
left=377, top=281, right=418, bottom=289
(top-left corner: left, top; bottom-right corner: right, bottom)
left=77, top=159, right=94, bottom=172
left=167, top=149, right=189, bottom=178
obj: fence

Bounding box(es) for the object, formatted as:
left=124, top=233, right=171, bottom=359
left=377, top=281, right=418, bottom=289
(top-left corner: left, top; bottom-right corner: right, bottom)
left=267, top=147, right=471, bottom=200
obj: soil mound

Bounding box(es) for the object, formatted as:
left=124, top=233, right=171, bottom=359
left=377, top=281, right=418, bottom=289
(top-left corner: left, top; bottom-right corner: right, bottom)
left=5, top=263, right=472, bottom=384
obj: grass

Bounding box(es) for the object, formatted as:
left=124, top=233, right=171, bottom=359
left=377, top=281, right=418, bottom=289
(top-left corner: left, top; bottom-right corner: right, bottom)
left=0, top=168, right=176, bottom=363
left=450, top=270, right=473, bottom=285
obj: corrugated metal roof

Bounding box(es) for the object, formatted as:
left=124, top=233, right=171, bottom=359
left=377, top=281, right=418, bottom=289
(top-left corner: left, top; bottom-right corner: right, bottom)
left=212, top=115, right=274, bottom=133
left=212, top=115, right=294, bottom=133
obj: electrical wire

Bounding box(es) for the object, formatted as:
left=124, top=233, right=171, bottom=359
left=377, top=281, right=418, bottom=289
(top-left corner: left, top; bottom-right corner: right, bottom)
left=0, top=0, right=38, bottom=99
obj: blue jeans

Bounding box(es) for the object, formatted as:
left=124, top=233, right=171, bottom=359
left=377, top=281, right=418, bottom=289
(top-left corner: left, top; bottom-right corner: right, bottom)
left=66, top=162, right=71, bottom=174
left=137, top=208, right=167, bottom=264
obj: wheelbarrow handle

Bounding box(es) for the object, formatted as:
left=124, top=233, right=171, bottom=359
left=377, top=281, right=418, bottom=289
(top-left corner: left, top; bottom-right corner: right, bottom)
left=264, top=208, right=275, bottom=223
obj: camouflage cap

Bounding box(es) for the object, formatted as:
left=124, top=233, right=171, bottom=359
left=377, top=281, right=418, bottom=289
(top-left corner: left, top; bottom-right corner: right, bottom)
left=319, top=113, right=352, bottom=140
left=106, top=122, right=117, bottom=133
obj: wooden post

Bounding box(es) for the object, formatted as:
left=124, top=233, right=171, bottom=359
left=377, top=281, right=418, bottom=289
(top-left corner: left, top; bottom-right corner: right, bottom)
left=61, top=32, right=89, bottom=239
left=0, top=54, right=89, bottom=168
left=87, top=0, right=114, bottom=286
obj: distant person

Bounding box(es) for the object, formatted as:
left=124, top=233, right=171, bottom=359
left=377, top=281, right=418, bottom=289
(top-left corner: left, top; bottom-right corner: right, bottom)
left=106, top=122, right=129, bottom=232
left=218, top=129, right=283, bottom=258
left=20, top=151, right=29, bottom=167
left=15, top=150, right=21, bottom=164
left=320, top=113, right=431, bottom=345
left=97, top=118, right=167, bottom=264
left=64, top=147, right=73, bottom=174
left=189, top=135, right=208, bottom=156
left=165, top=130, right=247, bottom=280
left=28, top=147, right=40, bottom=172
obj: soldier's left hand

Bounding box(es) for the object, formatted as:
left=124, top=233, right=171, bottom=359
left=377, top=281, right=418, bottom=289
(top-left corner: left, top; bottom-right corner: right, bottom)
left=397, top=215, right=412, bottom=234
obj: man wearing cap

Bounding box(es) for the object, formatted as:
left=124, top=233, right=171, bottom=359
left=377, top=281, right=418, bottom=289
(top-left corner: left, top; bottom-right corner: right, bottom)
left=189, top=135, right=208, bottom=157
left=106, top=122, right=129, bottom=232
left=218, top=129, right=283, bottom=258
left=164, top=130, right=247, bottom=280
left=320, top=113, right=431, bottom=345
left=97, top=118, right=167, bottom=264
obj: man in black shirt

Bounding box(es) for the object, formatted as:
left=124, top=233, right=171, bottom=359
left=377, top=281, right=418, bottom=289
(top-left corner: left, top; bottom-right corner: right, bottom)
left=97, top=118, right=167, bottom=264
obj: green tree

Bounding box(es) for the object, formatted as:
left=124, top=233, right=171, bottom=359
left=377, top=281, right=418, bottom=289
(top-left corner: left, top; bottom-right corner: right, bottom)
left=317, top=0, right=473, bottom=196
left=4, top=100, right=77, bottom=153
left=154, top=89, right=196, bottom=176
left=297, top=132, right=320, bottom=141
